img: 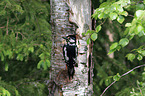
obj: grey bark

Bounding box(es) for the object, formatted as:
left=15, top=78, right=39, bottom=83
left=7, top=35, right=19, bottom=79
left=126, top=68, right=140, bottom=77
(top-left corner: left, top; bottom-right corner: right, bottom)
left=49, top=0, right=93, bottom=96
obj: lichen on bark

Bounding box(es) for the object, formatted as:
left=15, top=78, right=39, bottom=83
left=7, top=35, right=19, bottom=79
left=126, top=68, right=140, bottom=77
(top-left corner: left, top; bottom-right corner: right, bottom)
left=50, top=0, right=93, bottom=95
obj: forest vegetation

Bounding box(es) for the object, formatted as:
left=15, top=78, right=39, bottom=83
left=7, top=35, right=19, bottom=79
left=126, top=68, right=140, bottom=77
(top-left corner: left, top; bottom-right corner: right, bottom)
left=0, top=0, right=145, bottom=96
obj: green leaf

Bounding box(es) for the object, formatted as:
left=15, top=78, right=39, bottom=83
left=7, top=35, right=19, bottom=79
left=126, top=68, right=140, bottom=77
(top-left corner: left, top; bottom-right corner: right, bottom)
left=103, top=14, right=108, bottom=18
left=119, top=38, right=129, bottom=47
left=108, top=49, right=116, bottom=55
left=0, top=10, right=6, bottom=16
left=91, top=33, right=98, bottom=41
left=7, top=50, right=13, bottom=59
left=125, top=23, right=132, bottom=27
left=92, top=12, right=98, bottom=20
left=16, top=54, right=23, bottom=61
left=15, top=89, right=19, bottom=96
left=105, top=78, right=110, bottom=86
left=104, top=7, right=110, bottom=14
left=28, top=46, right=34, bottom=53
left=96, top=25, right=102, bottom=32
left=0, top=53, right=4, bottom=61
left=126, top=53, right=135, bottom=62
left=129, top=35, right=134, bottom=40
left=39, top=53, right=45, bottom=59
left=37, top=60, right=43, bottom=69
left=141, top=50, right=145, bottom=56
left=121, top=11, right=128, bottom=16
left=136, top=4, right=144, bottom=10
left=116, top=6, right=124, bottom=12
left=43, top=60, right=47, bottom=70
left=113, top=73, right=121, bottom=81
left=116, top=45, right=121, bottom=51
left=144, top=0, right=145, bottom=4
left=137, top=54, right=143, bottom=61
left=136, top=25, right=144, bottom=34
left=137, top=49, right=142, bottom=54
left=135, top=10, right=144, bottom=18
left=45, top=59, right=50, bottom=67
left=117, top=15, right=125, bottom=24
left=40, top=44, right=44, bottom=48
left=109, top=12, right=118, bottom=20
left=142, top=72, right=145, bottom=80
left=110, top=42, right=118, bottom=50
left=98, top=12, right=104, bottom=19
left=138, top=31, right=145, bottom=37
left=99, top=2, right=110, bottom=8
left=82, top=33, right=85, bottom=36
left=5, top=62, right=8, bottom=71
left=87, top=38, right=91, bottom=45
left=86, top=30, right=95, bottom=35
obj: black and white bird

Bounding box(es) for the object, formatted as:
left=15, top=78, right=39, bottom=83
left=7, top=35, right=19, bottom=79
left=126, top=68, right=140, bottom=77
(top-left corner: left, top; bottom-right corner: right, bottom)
left=63, top=35, right=77, bottom=79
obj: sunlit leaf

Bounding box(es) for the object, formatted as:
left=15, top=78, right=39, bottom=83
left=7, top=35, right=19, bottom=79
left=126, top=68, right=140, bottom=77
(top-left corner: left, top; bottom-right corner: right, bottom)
left=110, top=42, right=118, bottom=50
left=28, top=46, right=34, bottom=53
left=39, top=53, right=45, bottom=59
left=138, top=31, right=145, bottom=37
left=125, top=23, right=132, bottom=27
left=117, top=15, right=125, bottom=24
left=98, top=12, right=104, bottom=19
left=96, top=25, right=102, bottom=32
left=91, top=33, right=98, bottom=41
left=109, top=12, right=118, bottom=20
left=137, top=54, right=143, bottom=61
left=121, top=11, right=128, bottom=16
left=113, top=73, right=121, bottom=81
left=87, top=38, right=91, bottom=45
left=43, top=60, right=47, bottom=70
left=86, top=30, right=95, bottom=35
left=37, top=60, right=43, bottom=69
left=141, top=50, right=145, bottom=56
left=136, top=4, right=144, bottom=10
left=16, top=54, right=23, bottom=61
left=108, top=49, right=116, bottom=55
left=135, top=10, right=144, bottom=18
left=116, top=6, right=124, bottom=12
left=136, top=25, right=144, bottom=34
left=0, top=53, right=4, bottom=61
left=5, top=62, right=8, bottom=71
left=45, top=59, right=50, bottom=67
left=119, top=38, right=129, bottom=47
left=126, top=53, right=135, bottom=62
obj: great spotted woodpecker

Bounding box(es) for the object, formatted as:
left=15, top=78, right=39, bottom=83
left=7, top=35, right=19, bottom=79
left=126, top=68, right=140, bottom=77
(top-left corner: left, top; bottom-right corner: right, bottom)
left=63, top=35, right=77, bottom=79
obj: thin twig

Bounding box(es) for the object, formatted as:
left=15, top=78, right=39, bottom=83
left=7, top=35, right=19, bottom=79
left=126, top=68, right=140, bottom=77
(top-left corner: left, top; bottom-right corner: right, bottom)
left=100, top=81, right=116, bottom=96
left=16, top=32, right=18, bottom=41
left=4, top=3, right=7, bottom=10
left=128, top=15, right=134, bottom=17
left=100, top=64, right=145, bottom=96
left=15, top=32, right=26, bottom=39
left=6, top=17, right=9, bottom=35
left=0, top=26, right=5, bottom=29
left=137, top=82, right=143, bottom=96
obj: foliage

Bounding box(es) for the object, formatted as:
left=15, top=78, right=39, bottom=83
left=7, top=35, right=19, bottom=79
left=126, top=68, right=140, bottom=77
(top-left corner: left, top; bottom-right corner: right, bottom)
left=130, top=69, right=145, bottom=96
left=91, top=0, right=145, bottom=95
left=0, top=0, right=51, bottom=71
left=0, top=0, right=51, bottom=95
left=0, top=80, right=20, bottom=96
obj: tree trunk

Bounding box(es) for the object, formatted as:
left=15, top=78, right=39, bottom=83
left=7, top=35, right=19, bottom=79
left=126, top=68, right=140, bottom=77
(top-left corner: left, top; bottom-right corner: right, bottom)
left=49, top=0, right=93, bottom=95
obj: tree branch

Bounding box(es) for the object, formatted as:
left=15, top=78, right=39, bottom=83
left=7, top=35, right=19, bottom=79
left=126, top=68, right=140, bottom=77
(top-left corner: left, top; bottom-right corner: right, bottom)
left=137, top=82, right=143, bottom=96
left=100, top=64, right=145, bottom=96
left=0, top=26, right=5, bottom=29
